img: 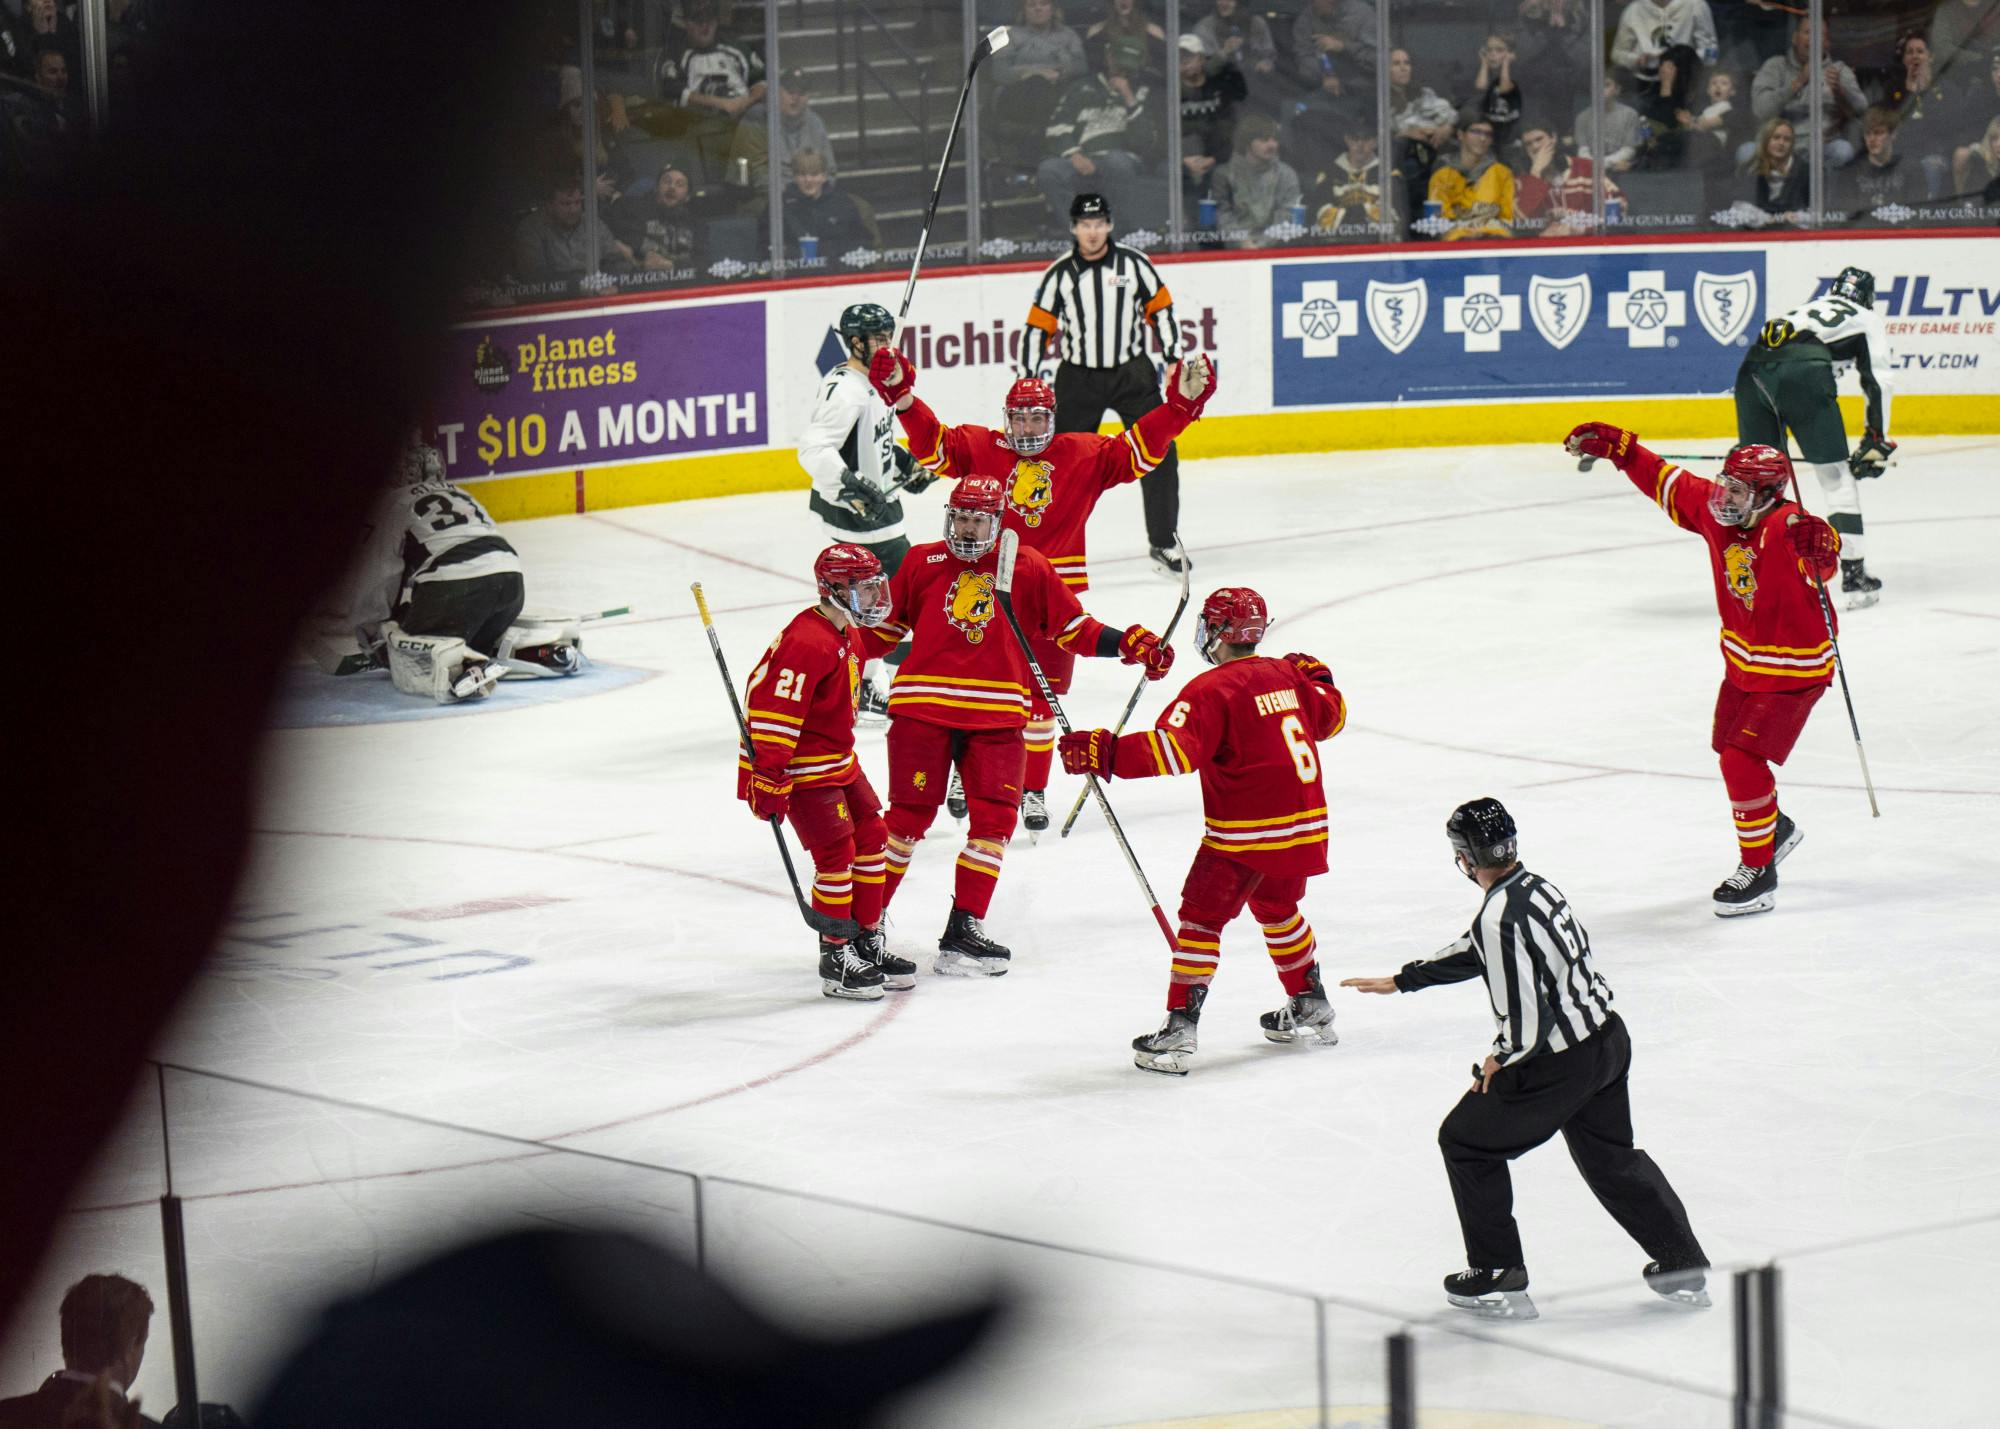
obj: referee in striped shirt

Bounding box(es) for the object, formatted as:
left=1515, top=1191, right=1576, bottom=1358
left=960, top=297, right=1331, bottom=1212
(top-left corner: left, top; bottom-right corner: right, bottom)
left=1021, top=193, right=1189, bottom=575
left=1343, top=798, right=1708, bottom=1321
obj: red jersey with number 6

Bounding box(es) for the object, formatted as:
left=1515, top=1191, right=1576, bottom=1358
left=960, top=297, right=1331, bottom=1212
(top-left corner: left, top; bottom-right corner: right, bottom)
left=1106, top=654, right=1347, bottom=875
left=735, top=606, right=866, bottom=799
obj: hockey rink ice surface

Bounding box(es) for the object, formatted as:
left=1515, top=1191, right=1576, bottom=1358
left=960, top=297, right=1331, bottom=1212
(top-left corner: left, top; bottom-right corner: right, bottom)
left=17, top=438, right=1999, bottom=1428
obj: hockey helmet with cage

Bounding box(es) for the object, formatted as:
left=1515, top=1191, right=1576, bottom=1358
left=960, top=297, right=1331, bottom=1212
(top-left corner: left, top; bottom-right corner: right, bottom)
left=1829, top=265, right=1875, bottom=308
left=944, top=475, right=1006, bottom=560
left=1709, top=443, right=1792, bottom=527
left=396, top=436, right=445, bottom=485
left=1194, top=586, right=1269, bottom=665
left=1446, top=797, right=1519, bottom=881
left=837, top=302, right=896, bottom=360
left=814, top=543, right=892, bottom=627
left=1003, top=376, right=1057, bottom=457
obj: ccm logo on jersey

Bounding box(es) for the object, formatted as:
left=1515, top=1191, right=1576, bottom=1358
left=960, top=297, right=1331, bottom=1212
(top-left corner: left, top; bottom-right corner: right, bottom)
left=1254, top=688, right=1302, bottom=717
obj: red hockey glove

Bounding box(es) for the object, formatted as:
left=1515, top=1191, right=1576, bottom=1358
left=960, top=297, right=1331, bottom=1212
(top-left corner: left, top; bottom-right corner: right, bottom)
left=1059, top=728, right=1117, bottom=779
left=1118, top=624, right=1175, bottom=680
left=1163, top=354, right=1216, bottom=418
left=747, top=770, right=792, bottom=820
left=867, top=346, right=916, bottom=409
left=1785, top=512, right=1840, bottom=565
left=1564, top=421, right=1639, bottom=469
left=1285, top=651, right=1334, bottom=688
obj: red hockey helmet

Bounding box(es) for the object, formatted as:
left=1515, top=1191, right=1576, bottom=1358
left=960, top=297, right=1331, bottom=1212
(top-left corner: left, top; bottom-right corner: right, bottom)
left=1195, top=586, right=1270, bottom=665
left=814, top=542, right=891, bottom=626
left=1003, top=376, right=1057, bottom=457
left=944, top=474, right=1006, bottom=560
left=1710, top=443, right=1792, bottom=526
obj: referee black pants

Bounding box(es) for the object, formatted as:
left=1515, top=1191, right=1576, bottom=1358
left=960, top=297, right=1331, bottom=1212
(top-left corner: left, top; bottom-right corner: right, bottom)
left=1053, top=354, right=1179, bottom=550
left=1438, top=1013, right=1706, bottom=1271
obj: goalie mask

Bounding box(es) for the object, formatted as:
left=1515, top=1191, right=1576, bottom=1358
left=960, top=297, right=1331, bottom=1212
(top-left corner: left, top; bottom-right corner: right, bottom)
left=1002, top=377, right=1056, bottom=457
left=396, top=436, right=445, bottom=485
left=944, top=475, right=1005, bottom=560
left=1447, top=797, right=1518, bottom=882
left=1829, top=265, right=1875, bottom=308
left=1709, top=444, right=1791, bottom=527
left=1194, top=586, right=1269, bottom=666
left=813, top=543, right=891, bottom=627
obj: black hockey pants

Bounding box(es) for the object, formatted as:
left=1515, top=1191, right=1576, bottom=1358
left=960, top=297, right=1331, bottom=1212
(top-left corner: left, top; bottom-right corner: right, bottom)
left=397, top=572, right=524, bottom=658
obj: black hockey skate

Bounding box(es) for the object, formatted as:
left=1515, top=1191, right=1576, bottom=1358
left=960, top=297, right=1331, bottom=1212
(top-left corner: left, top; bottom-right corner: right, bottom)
left=1840, top=558, right=1881, bottom=610
left=855, top=926, right=916, bottom=990
left=1021, top=789, right=1049, bottom=838
left=1643, top=1259, right=1713, bottom=1309
left=1259, top=968, right=1338, bottom=1047
left=1149, top=543, right=1190, bottom=578
left=1772, top=812, right=1802, bottom=865
left=1712, top=860, right=1776, bottom=917
left=856, top=679, right=890, bottom=728
left=819, top=937, right=886, bottom=1001
left=946, top=768, right=968, bottom=820
left=1132, top=986, right=1206, bottom=1076
left=1443, top=1266, right=1538, bottom=1320
left=935, top=906, right=1011, bottom=976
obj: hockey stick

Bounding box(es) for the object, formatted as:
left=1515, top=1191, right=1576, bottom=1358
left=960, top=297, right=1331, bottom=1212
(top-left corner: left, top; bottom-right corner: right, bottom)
left=897, top=25, right=1010, bottom=331
left=1059, top=528, right=1191, bottom=839
left=993, top=530, right=1177, bottom=952
left=690, top=582, right=863, bottom=938
left=1739, top=368, right=1880, bottom=818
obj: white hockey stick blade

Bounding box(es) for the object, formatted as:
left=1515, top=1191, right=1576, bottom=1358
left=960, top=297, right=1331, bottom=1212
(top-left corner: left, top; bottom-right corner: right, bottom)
left=995, top=527, right=1019, bottom=594
left=981, top=25, right=1010, bottom=56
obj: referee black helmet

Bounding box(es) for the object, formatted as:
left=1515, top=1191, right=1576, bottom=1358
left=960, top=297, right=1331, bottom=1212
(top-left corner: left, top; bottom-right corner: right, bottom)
left=1069, top=192, right=1111, bottom=224
left=1447, top=798, right=1519, bottom=879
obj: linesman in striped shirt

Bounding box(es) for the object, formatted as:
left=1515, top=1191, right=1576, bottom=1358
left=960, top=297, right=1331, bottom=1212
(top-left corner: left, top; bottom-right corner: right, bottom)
left=1344, top=799, right=1709, bottom=1322
left=1021, top=193, right=1191, bottom=576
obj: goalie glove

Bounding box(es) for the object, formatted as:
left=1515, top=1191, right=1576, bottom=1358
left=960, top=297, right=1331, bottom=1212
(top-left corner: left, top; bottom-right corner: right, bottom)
left=892, top=445, right=936, bottom=494
left=747, top=770, right=792, bottom=821
left=837, top=471, right=894, bottom=523
left=1118, top=624, right=1174, bottom=680
left=1848, top=430, right=1895, bottom=480
left=1058, top=728, right=1116, bottom=779
left=867, top=346, right=916, bottom=409
left=1564, top=421, right=1640, bottom=469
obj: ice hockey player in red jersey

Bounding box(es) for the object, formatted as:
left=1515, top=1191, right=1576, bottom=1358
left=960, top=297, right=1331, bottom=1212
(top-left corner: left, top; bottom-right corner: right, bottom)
left=739, top=544, right=918, bottom=1000
left=1057, top=587, right=1348, bottom=1074
left=1566, top=423, right=1842, bottom=917
left=869, top=344, right=1217, bottom=835
left=860, top=473, right=1174, bottom=974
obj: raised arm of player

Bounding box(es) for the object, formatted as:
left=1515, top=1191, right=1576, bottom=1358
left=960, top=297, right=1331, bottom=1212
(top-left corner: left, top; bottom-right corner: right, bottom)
left=868, top=347, right=999, bottom=481
left=1081, top=355, right=1217, bottom=492
left=1565, top=421, right=1714, bottom=532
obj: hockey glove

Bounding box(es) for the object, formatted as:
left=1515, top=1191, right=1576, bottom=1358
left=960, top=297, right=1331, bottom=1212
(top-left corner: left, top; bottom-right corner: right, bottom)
left=893, top=445, right=937, bottom=494
left=1785, top=512, right=1840, bottom=565
left=837, top=473, right=894, bottom=523
left=868, top=346, right=916, bottom=409
left=1164, top=354, right=1216, bottom=419
left=747, top=771, right=793, bottom=821
left=1058, top=728, right=1117, bottom=779
left=1284, top=652, right=1334, bottom=687
left=1118, top=624, right=1175, bottom=680
left=1848, top=430, right=1895, bottom=480
left=1563, top=421, right=1639, bottom=469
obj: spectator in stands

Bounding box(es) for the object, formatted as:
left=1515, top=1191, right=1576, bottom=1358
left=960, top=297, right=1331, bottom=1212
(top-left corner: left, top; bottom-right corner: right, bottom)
left=1196, top=0, right=1278, bottom=99
left=512, top=175, right=635, bottom=284
left=3, top=0, right=77, bottom=79
left=1876, top=34, right=1954, bottom=199
left=1291, top=0, right=1378, bottom=96
left=654, top=0, right=766, bottom=182
left=1634, top=41, right=1701, bottom=168
left=777, top=149, right=878, bottom=261
left=1428, top=117, right=1514, bottom=240
left=774, top=69, right=834, bottom=187
left=0, top=1274, right=158, bottom=1429
left=1390, top=46, right=1457, bottom=226
left=1084, top=0, right=1164, bottom=81
left=1515, top=0, right=1591, bottom=122
left=1458, top=32, right=1525, bottom=151
left=1729, top=115, right=1808, bottom=225
left=1211, top=111, right=1302, bottom=244
left=1307, top=109, right=1392, bottom=235
left=1516, top=123, right=1622, bottom=235
left=611, top=163, right=703, bottom=274
left=1713, top=0, right=1791, bottom=69
left=1179, top=31, right=1245, bottom=206
left=1836, top=107, right=1923, bottom=218
left=1954, top=112, right=2000, bottom=199
left=1283, top=34, right=1351, bottom=159
left=989, top=0, right=1088, bottom=169
left=1748, top=19, right=1865, bottom=167
left=1929, top=0, right=2000, bottom=91
left=1036, top=36, right=1161, bottom=224
left=1610, top=0, right=1717, bottom=95
left=1681, top=67, right=1739, bottom=199
left=1576, top=73, right=1646, bottom=172
left=29, top=38, right=67, bottom=102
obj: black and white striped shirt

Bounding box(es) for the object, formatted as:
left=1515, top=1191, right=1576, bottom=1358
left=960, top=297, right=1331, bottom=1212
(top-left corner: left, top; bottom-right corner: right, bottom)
left=1020, top=243, right=1182, bottom=375
left=1395, top=868, right=1614, bottom=1067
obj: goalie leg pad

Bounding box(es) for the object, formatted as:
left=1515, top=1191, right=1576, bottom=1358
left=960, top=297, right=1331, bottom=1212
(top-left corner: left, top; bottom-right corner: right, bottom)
left=385, top=623, right=500, bottom=703
left=498, top=619, right=584, bottom=677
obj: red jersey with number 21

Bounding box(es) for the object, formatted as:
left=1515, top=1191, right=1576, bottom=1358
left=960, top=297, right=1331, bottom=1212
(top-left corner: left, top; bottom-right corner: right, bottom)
left=1107, top=654, right=1347, bottom=876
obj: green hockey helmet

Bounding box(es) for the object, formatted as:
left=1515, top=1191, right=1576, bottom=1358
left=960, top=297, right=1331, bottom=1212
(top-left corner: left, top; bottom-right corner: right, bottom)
left=1830, top=266, right=1875, bottom=307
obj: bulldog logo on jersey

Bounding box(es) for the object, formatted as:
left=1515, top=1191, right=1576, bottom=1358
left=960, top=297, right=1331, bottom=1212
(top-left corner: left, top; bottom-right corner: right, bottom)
left=912, top=771, right=928, bottom=791
left=1007, top=460, right=1054, bottom=527
left=944, top=570, right=996, bottom=644
left=1723, top=543, right=1758, bottom=608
